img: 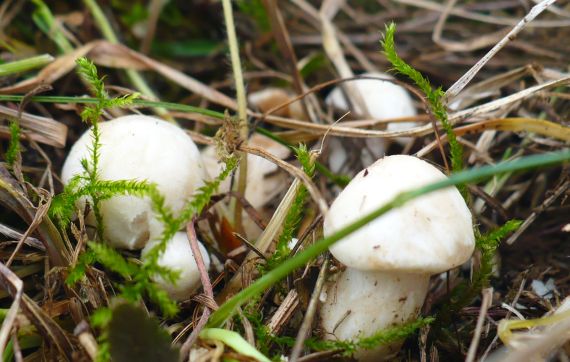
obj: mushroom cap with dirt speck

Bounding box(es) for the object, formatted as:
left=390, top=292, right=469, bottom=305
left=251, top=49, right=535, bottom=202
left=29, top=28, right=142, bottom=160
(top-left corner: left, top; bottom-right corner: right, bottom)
left=61, top=115, right=206, bottom=250
left=324, top=155, right=475, bottom=274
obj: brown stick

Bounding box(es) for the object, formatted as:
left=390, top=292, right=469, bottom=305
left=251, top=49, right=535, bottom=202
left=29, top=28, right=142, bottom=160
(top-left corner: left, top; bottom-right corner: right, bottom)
left=179, top=220, right=218, bottom=360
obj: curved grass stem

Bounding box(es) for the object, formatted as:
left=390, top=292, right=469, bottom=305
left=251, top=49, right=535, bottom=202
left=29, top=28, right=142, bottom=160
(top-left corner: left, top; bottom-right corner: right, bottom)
left=221, top=0, right=249, bottom=233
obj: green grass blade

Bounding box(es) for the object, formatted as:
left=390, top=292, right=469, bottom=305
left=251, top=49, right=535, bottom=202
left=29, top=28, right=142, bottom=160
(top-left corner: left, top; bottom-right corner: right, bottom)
left=199, top=328, right=271, bottom=362
left=0, top=95, right=224, bottom=119
left=0, top=54, right=54, bottom=76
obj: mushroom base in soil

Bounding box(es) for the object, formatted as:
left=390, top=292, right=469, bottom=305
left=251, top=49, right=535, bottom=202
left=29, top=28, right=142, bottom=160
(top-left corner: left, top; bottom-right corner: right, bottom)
left=320, top=269, right=430, bottom=361
left=319, top=155, right=475, bottom=360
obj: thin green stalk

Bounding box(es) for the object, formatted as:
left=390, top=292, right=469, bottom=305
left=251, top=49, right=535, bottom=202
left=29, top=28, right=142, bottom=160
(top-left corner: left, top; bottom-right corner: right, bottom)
left=32, top=0, right=73, bottom=53
left=382, top=23, right=464, bottom=177
left=0, top=54, right=54, bottom=76
left=221, top=0, right=247, bottom=123
left=0, top=95, right=224, bottom=119
left=207, top=150, right=570, bottom=327
left=82, top=0, right=171, bottom=120
left=82, top=0, right=118, bottom=43
left=222, top=0, right=249, bottom=232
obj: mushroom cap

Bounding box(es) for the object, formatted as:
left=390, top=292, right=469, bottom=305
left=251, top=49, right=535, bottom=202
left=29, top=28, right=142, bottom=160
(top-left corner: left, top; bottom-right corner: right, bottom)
left=324, top=155, right=475, bottom=274
left=61, top=115, right=206, bottom=249
left=142, top=232, right=210, bottom=301
left=325, top=72, right=416, bottom=121
left=326, top=72, right=418, bottom=149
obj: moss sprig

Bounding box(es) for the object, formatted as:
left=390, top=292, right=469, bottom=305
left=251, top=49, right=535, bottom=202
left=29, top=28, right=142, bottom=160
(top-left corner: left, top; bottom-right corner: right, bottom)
left=381, top=23, right=465, bottom=191
left=264, top=144, right=315, bottom=272
left=307, top=316, right=434, bottom=357
left=6, top=121, right=21, bottom=167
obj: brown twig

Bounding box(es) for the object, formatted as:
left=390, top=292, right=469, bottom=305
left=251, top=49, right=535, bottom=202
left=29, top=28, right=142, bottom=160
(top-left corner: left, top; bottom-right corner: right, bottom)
left=290, top=257, right=329, bottom=362
left=180, top=220, right=218, bottom=360
left=465, top=287, right=493, bottom=362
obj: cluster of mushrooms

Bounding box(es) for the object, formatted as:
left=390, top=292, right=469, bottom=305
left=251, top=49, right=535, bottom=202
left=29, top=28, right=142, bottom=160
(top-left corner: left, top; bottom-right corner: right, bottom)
left=62, top=76, right=475, bottom=360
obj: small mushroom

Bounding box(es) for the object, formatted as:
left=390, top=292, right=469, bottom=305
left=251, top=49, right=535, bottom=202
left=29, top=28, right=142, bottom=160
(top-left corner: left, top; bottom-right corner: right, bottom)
left=142, top=231, right=210, bottom=301
left=320, top=155, right=475, bottom=361
left=62, top=115, right=206, bottom=250
left=326, top=72, right=418, bottom=167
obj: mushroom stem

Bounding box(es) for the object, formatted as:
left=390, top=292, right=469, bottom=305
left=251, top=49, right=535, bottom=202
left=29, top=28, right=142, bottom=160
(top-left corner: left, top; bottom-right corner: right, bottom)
left=320, top=268, right=430, bottom=361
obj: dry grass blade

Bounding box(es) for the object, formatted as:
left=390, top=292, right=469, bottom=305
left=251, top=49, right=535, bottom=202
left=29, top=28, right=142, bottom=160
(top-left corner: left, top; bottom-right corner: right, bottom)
left=450, top=76, right=570, bottom=123
left=449, top=66, right=536, bottom=110
left=0, top=105, right=68, bottom=148
left=416, top=118, right=570, bottom=157
left=89, top=41, right=239, bottom=110
left=216, top=178, right=302, bottom=302
left=252, top=74, right=570, bottom=141
left=487, top=298, right=570, bottom=362
left=0, top=223, right=44, bottom=251
left=465, top=288, right=493, bottom=362
left=0, top=165, right=69, bottom=266
left=290, top=257, right=329, bottom=362
left=263, top=0, right=314, bottom=122
left=6, top=194, right=50, bottom=267
left=21, top=295, right=76, bottom=361
left=267, top=289, right=299, bottom=335
left=0, top=262, right=76, bottom=361
left=433, top=0, right=510, bottom=54
left=445, top=0, right=557, bottom=100
left=395, top=0, right=570, bottom=27
left=0, top=262, right=23, bottom=361
left=239, top=144, right=327, bottom=215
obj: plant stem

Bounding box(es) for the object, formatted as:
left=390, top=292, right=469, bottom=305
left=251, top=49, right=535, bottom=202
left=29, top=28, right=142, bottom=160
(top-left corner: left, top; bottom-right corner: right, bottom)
left=32, top=0, right=74, bottom=53
left=0, top=95, right=225, bottom=119
left=82, top=0, right=171, bottom=121
left=0, top=54, right=54, bottom=76
left=222, top=0, right=249, bottom=233
left=207, top=150, right=570, bottom=327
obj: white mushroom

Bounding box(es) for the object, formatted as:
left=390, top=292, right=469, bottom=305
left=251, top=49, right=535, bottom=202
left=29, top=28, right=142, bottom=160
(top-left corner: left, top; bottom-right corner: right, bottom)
left=320, top=155, right=475, bottom=361
left=142, top=232, right=210, bottom=301
left=326, top=72, right=418, bottom=167
left=61, top=115, right=206, bottom=250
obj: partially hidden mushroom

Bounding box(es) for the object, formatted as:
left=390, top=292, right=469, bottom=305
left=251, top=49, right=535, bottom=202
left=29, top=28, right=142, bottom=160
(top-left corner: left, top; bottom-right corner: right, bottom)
left=320, top=155, right=475, bottom=361
left=248, top=87, right=306, bottom=120
left=142, top=231, right=210, bottom=301
left=325, top=72, right=419, bottom=171
left=62, top=115, right=206, bottom=250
